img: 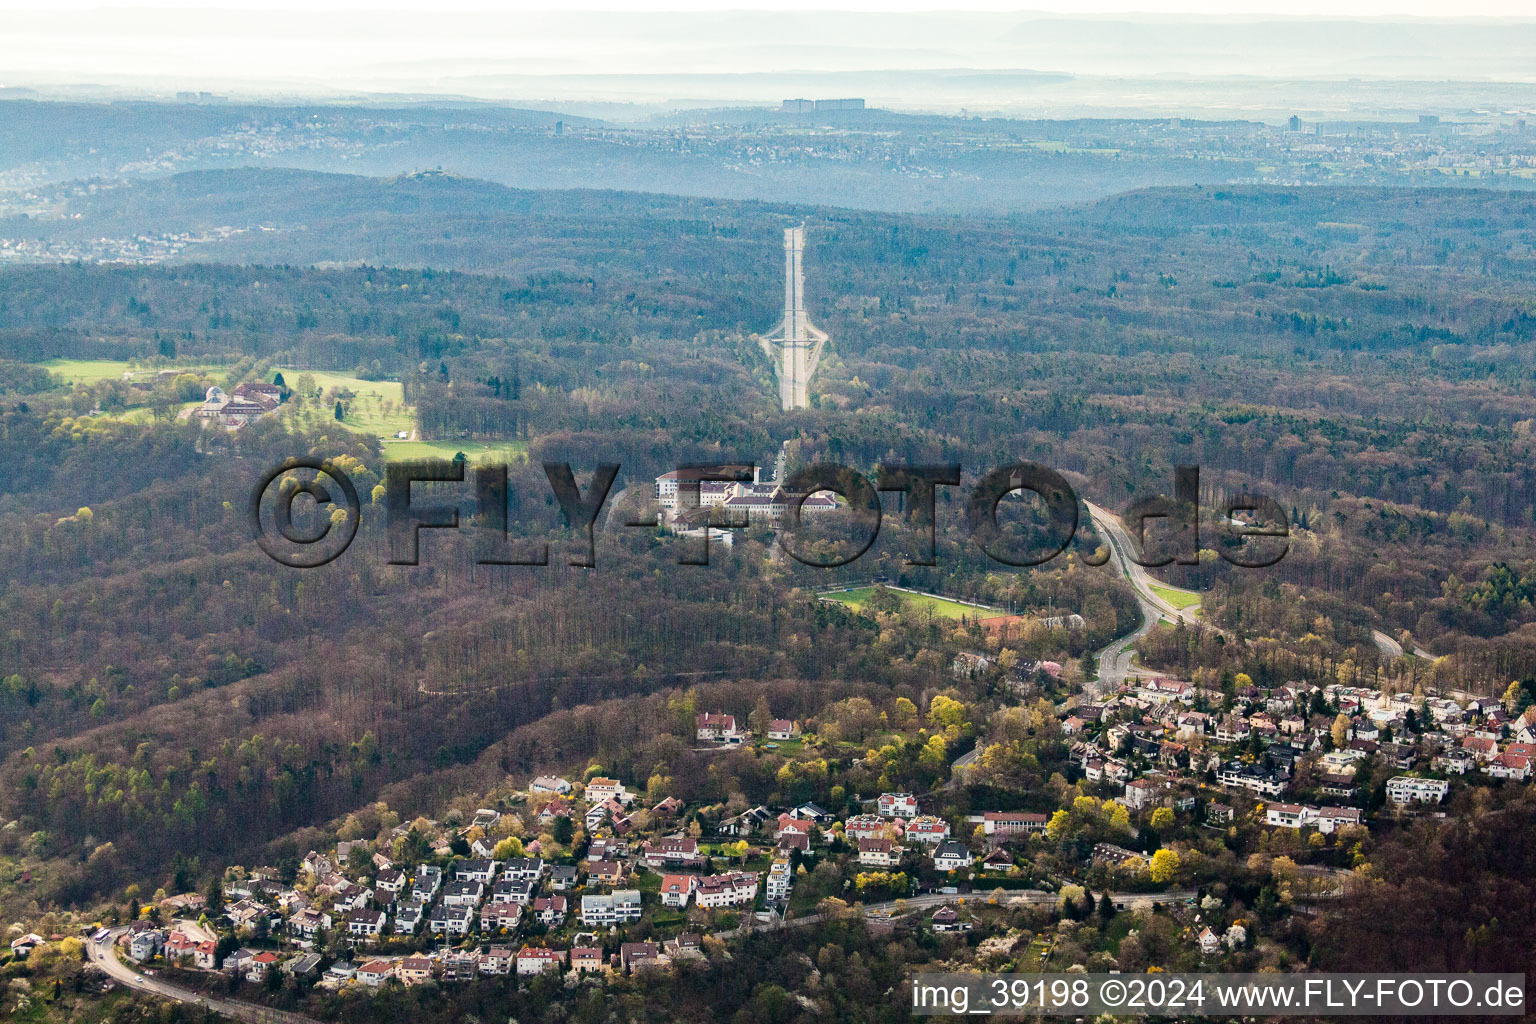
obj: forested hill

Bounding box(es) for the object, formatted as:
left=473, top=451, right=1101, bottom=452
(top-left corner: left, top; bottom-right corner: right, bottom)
left=3, top=171, right=1536, bottom=909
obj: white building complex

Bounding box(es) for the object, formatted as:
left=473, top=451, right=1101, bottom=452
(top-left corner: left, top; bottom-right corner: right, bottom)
left=1385, top=776, right=1450, bottom=805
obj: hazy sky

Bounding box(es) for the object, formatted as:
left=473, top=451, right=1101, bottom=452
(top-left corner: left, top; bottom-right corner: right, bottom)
left=2, top=2, right=1533, bottom=102
left=1, top=1, right=1534, bottom=12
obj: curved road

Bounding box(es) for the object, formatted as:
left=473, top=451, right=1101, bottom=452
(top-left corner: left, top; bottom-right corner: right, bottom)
left=89, top=929, right=320, bottom=1024
left=716, top=888, right=1199, bottom=938
left=1370, top=629, right=1438, bottom=662
left=1084, top=501, right=1201, bottom=693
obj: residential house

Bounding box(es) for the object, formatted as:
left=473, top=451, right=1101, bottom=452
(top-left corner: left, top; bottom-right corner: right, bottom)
left=1462, top=735, right=1500, bottom=763
left=427, top=904, right=474, bottom=937
left=374, top=868, right=405, bottom=896
left=479, top=947, right=512, bottom=976
left=503, top=856, right=545, bottom=881
left=493, top=878, right=536, bottom=905
left=695, top=872, right=759, bottom=909
left=570, top=947, right=606, bottom=974
left=532, top=895, right=568, bottom=926
left=288, top=907, right=331, bottom=944
left=589, top=860, right=626, bottom=886
left=620, top=941, right=668, bottom=971
left=584, top=777, right=632, bottom=805
left=165, top=930, right=218, bottom=970
left=442, top=879, right=484, bottom=907
left=412, top=865, right=442, bottom=901
left=905, top=816, right=951, bottom=844
left=392, top=900, right=424, bottom=934
left=932, top=906, right=970, bottom=933
left=356, top=960, right=396, bottom=987
left=127, top=928, right=164, bottom=962
left=480, top=901, right=523, bottom=932
left=933, top=840, right=973, bottom=872
left=343, top=909, right=386, bottom=938
left=982, top=811, right=1049, bottom=837
left=980, top=847, right=1014, bottom=871
left=766, top=859, right=793, bottom=902
left=587, top=837, right=627, bottom=861
left=1386, top=776, right=1450, bottom=805
left=877, top=793, right=919, bottom=818
left=640, top=835, right=704, bottom=869
left=530, top=775, right=573, bottom=796
left=399, top=956, right=433, bottom=984
left=581, top=890, right=642, bottom=926
left=454, top=859, right=499, bottom=883
left=844, top=814, right=892, bottom=840
left=767, top=719, right=799, bottom=740
left=696, top=712, right=746, bottom=744
left=1091, top=843, right=1148, bottom=869
left=284, top=952, right=322, bottom=978
left=516, top=946, right=565, bottom=976
left=857, top=837, right=903, bottom=867
left=247, top=951, right=280, bottom=982
left=717, top=805, right=772, bottom=836
left=659, top=874, right=698, bottom=907
left=1488, top=752, right=1532, bottom=780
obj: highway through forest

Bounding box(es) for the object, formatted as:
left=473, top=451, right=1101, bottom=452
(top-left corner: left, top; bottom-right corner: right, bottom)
left=1085, top=500, right=1201, bottom=695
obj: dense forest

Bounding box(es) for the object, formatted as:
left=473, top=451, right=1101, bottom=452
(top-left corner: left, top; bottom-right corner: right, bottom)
left=2, top=169, right=1536, bottom=1021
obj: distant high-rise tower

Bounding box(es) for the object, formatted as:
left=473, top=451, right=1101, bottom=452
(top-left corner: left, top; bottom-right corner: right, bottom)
left=759, top=226, right=829, bottom=411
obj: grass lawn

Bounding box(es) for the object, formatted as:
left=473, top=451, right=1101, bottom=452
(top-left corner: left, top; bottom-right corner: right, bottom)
left=102, top=399, right=202, bottom=424
left=1020, top=936, right=1051, bottom=972
left=380, top=439, right=528, bottom=464
left=274, top=369, right=413, bottom=438
left=39, top=358, right=227, bottom=386
left=39, top=358, right=139, bottom=385
left=760, top=738, right=807, bottom=755
left=1149, top=583, right=1201, bottom=609
left=821, top=586, right=999, bottom=620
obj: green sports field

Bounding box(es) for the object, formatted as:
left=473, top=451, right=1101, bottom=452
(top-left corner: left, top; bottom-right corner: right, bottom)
left=821, top=586, right=999, bottom=619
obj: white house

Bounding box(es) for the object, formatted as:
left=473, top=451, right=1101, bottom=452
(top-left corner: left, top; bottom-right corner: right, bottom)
left=857, top=837, right=903, bottom=867
left=933, top=840, right=972, bottom=872
left=581, top=890, right=643, bottom=926
left=658, top=874, right=698, bottom=908
left=1385, top=776, right=1449, bottom=805
left=343, top=909, right=386, bottom=938
left=516, top=946, right=565, bottom=976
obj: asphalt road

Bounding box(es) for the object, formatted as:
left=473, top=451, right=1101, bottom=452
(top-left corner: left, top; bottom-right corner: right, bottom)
left=1084, top=501, right=1201, bottom=693
left=89, top=929, right=320, bottom=1024
left=719, top=887, right=1200, bottom=938
left=1371, top=628, right=1438, bottom=662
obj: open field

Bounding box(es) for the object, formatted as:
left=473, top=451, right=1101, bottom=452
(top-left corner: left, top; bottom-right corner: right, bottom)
left=1149, top=583, right=1201, bottom=610
left=379, top=439, right=528, bottom=464
left=29, top=361, right=534, bottom=464
left=274, top=369, right=412, bottom=438
left=38, top=358, right=226, bottom=386
left=38, top=358, right=138, bottom=385
left=820, top=586, right=1000, bottom=620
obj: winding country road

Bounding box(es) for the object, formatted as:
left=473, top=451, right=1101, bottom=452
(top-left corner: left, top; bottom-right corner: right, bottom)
left=89, top=929, right=320, bottom=1024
